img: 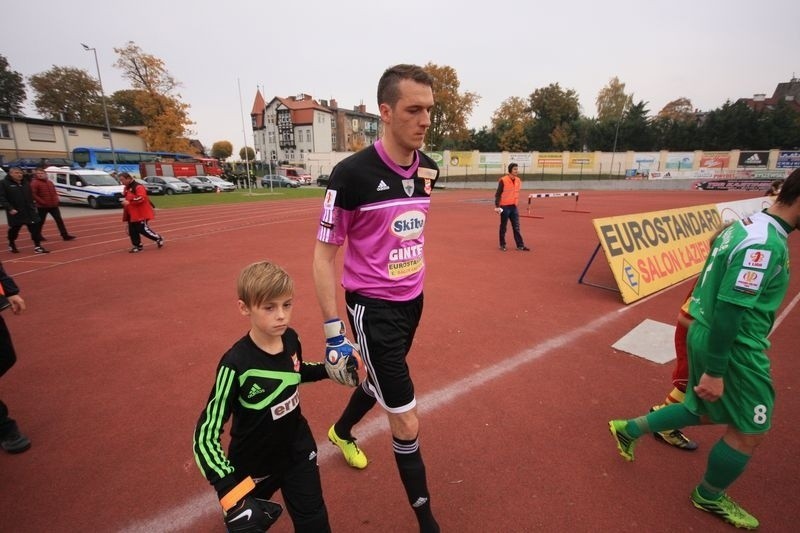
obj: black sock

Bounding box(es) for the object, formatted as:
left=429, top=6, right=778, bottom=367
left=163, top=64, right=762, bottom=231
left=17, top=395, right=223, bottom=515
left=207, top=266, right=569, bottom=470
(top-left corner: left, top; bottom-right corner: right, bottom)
left=394, top=436, right=439, bottom=533
left=334, top=384, right=376, bottom=439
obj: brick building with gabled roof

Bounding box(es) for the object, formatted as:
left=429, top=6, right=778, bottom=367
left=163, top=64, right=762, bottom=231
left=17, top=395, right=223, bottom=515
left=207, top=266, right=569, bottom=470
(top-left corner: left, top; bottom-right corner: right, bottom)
left=737, top=78, right=800, bottom=113
left=251, top=90, right=380, bottom=166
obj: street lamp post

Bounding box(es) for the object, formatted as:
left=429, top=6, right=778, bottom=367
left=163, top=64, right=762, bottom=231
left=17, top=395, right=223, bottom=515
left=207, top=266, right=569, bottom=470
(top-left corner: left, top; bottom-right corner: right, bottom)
left=608, top=102, right=626, bottom=178
left=81, top=43, right=117, bottom=172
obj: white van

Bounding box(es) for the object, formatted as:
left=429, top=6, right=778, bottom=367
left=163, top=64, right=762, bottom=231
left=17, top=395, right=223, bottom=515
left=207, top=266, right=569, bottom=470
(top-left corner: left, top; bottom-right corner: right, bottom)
left=45, top=166, right=124, bottom=209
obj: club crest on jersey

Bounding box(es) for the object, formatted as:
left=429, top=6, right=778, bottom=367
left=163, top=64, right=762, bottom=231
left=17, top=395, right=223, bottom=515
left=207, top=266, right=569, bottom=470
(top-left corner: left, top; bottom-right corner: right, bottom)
left=424, top=179, right=432, bottom=195
left=743, top=249, right=771, bottom=269
left=402, top=179, right=414, bottom=197
left=734, top=268, right=763, bottom=294
left=292, top=353, right=300, bottom=372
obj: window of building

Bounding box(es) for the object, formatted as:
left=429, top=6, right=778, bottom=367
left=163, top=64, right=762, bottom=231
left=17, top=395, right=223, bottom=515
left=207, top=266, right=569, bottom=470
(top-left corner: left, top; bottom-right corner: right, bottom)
left=306, top=130, right=311, bottom=142
left=0, top=123, right=11, bottom=139
left=27, top=123, right=56, bottom=142
left=102, top=132, right=110, bottom=140
left=68, top=128, right=78, bottom=136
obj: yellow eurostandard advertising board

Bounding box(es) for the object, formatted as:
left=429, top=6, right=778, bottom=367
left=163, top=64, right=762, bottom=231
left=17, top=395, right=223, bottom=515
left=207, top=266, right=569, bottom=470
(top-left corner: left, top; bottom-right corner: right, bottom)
left=592, top=204, right=722, bottom=303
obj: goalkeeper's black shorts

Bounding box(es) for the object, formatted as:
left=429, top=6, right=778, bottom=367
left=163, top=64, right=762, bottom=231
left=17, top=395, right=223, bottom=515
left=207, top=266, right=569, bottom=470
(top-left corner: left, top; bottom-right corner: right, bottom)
left=345, top=291, right=423, bottom=413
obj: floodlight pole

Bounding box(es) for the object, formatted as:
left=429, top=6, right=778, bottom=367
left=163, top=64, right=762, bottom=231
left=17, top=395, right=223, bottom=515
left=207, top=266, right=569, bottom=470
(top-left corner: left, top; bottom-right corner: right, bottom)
left=81, top=43, right=117, bottom=172
left=608, top=102, right=626, bottom=178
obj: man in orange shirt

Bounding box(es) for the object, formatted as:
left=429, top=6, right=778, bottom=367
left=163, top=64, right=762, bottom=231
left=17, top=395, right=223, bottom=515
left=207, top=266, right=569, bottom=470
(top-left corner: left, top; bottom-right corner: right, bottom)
left=494, top=163, right=530, bottom=252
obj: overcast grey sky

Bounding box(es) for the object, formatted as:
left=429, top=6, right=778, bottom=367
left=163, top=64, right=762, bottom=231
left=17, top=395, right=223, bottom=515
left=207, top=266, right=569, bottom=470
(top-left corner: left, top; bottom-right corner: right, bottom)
left=5, top=0, right=799, bottom=156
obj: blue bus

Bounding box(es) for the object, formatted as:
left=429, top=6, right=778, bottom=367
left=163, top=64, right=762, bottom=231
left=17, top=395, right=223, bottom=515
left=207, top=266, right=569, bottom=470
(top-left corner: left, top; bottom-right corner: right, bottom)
left=71, top=147, right=196, bottom=176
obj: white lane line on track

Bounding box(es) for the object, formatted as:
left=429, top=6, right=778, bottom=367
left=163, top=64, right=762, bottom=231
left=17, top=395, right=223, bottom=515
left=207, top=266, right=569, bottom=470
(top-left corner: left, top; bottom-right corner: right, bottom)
left=118, top=305, right=631, bottom=533
left=117, top=284, right=799, bottom=532
left=770, top=289, right=800, bottom=337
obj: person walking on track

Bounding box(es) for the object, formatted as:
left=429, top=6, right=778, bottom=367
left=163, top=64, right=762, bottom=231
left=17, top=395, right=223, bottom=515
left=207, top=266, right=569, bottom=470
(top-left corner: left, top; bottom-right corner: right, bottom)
left=313, top=63, right=441, bottom=533
left=118, top=172, right=163, bottom=253
left=30, top=165, right=76, bottom=242
left=609, top=167, right=800, bottom=530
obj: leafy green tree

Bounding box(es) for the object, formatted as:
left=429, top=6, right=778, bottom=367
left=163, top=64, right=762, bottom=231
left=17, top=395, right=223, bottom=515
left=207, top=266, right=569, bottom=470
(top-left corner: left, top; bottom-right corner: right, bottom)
left=423, top=63, right=479, bottom=150
left=467, top=127, right=499, bottom=151
left=698, top=101, right=760, bottom=150
left=758, top=100, right=800, bottom=149
left=108, top=89, right=147, bottom=126
left=114, top=41, right=193, bottom=152
left=0, top=55, right=26, bottom=114
left=620, top=101, right=654, bottom=151
left=211, top=141, right=233, bottom=161
left=526, top=83, right=580, bottom=150
left=239, top=146, right=255, bottom=161
left=29, top=66, right=106, bottom=123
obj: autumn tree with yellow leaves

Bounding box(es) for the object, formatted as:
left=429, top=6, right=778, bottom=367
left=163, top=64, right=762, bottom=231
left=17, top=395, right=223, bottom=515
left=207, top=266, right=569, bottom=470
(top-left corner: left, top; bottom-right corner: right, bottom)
left=423, top=63, right=479, bottom=151
left=113, top=41, right=194, bottom=153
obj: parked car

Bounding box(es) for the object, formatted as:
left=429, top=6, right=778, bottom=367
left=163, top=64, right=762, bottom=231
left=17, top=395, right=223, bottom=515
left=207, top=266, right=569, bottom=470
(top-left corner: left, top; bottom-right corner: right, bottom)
left=261, top=174, right=300, bottom=188
left=178, top=176, right=215, bottom=193
left=316, top=174, right=330, bottom=187
left=203, top=175, right=236, bottom=192
left=45, top=166, right=124, bottom=208
left=144, top=176, right=191, bottom=195
left=134, top=178, right=164, bottom=195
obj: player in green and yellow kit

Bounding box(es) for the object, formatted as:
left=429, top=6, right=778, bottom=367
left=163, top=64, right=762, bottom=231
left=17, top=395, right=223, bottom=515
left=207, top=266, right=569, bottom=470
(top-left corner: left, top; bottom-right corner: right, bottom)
left=609, top=167, right=800, bottom=530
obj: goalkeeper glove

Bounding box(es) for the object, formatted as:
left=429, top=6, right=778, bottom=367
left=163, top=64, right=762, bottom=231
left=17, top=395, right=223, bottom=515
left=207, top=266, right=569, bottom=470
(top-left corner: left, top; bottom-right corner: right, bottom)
left=220, top=477, right=283, bottom=532
left=324, top=319, right=361, bottom=387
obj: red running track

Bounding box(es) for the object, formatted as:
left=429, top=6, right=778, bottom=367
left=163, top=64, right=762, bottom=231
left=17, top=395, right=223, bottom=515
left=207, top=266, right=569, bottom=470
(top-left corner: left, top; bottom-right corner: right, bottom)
left=0, top=189, right=798, bottom=532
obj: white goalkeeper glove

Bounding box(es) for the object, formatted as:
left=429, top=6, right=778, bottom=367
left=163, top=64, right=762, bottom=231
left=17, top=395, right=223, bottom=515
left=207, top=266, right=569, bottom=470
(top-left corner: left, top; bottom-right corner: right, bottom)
left=323, top=319, right=361, bottom=387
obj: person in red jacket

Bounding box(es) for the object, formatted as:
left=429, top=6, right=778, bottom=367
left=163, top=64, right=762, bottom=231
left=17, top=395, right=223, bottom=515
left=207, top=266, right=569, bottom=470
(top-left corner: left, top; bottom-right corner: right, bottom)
left=30, top=166, right=75, bottom=241
left=119, top=172, right=164, bottom=253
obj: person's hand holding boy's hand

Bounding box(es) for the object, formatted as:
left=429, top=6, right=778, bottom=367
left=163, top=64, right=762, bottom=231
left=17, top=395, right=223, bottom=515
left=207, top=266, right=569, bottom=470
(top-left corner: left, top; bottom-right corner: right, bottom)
left=323, top=319, right=361, bottom=387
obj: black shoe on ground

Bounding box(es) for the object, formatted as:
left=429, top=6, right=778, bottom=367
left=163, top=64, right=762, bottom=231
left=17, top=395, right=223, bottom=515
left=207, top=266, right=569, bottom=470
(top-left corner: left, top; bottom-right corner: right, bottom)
left=129, top=246, right=143, bottom=253
left=1, top=429, right=31, bottom=454
left=156, top=237, right=164, bottom=249
left=500, top=246, right=507, bottom=251
left=33, top=246, right=50, bottom=254
left=63, top=235, right=76, bottom=241
left=517, top=246, right=531, bottom=251
left=8, top=244, right=19, bottom=254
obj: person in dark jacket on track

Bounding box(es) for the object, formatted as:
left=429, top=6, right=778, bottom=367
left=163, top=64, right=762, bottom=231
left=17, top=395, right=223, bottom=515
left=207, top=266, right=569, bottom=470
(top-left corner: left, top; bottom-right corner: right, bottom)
left=0, top=167, right=48, bottom=254
left=0, top=261, right=31, bottom=454
left=30, top=165, right=75, bottom=242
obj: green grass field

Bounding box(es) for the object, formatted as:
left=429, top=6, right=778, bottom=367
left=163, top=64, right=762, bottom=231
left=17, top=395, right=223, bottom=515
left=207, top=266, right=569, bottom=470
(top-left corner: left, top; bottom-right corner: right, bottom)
left=150, top=186, right=325, bottom=209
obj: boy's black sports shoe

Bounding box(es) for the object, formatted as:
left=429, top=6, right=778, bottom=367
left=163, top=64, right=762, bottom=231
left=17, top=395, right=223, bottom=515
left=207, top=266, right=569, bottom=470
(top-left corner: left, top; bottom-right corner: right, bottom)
left=1, top=429, right=31, bottom=454
left=156, top=237, right=164, bottom=248
left=8, top=244, right=19, bottom=254
left=33, top=246, right=50, bottom=254
left=129, top=246, right=143, bottom=253
left=517, top=246, right=531, bottom=251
